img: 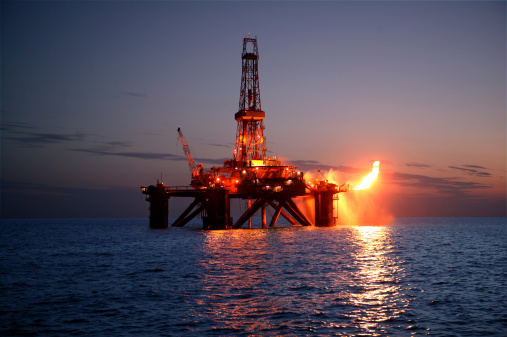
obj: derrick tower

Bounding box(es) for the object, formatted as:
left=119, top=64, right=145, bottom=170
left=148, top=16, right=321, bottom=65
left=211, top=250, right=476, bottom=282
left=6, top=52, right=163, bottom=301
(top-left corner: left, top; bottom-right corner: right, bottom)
left=234, top=36, right=267, bottom=162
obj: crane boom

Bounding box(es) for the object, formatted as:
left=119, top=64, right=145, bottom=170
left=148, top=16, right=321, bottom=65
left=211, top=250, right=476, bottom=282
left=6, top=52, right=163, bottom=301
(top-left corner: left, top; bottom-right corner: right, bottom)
left=177, top=126, right=197, bottom=175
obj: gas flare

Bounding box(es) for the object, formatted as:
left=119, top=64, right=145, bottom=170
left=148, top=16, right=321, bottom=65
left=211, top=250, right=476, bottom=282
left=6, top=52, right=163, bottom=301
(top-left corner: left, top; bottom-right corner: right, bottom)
left=353, top=161, right=380, bottom=190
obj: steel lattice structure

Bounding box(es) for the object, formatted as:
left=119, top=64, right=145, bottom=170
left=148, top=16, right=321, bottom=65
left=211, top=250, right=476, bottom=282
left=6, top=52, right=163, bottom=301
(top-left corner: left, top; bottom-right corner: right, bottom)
left=234, top=36, right=267, bottom=162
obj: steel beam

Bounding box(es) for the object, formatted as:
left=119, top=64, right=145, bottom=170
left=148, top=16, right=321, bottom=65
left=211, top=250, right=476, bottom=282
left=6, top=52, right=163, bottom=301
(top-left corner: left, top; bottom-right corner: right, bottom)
left=171, top=198, right=201, bottom=227
left=268, top=201, right=283, bottom=227
left=172, top=203, right=205, bottom=227
left=268, top=200, right=298, bottom=226
left=262, top=202, right=267, bottom=228
left=278, top=198, right=313, bottom=226
left=232, top=197, right=267, bottom=229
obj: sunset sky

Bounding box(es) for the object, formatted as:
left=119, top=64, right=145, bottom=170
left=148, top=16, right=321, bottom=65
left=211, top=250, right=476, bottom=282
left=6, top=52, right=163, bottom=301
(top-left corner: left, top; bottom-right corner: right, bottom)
left=1, top=1, right=505, bottom=219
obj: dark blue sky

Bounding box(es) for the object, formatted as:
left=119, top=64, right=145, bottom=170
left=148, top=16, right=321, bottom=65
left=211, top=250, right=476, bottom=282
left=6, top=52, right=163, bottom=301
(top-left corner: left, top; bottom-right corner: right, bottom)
left=1, top=1, right=505, bottom=218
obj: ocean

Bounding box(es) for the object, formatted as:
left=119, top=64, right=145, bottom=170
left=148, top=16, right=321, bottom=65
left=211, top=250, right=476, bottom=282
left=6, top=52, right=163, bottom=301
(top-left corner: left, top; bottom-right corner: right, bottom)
left=1, top=217, right=506, bottom=336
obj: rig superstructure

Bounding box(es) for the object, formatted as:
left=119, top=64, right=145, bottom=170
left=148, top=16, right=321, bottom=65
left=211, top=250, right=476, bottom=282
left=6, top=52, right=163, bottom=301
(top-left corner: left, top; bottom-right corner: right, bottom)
left=142, top=37, right=349, bottom=229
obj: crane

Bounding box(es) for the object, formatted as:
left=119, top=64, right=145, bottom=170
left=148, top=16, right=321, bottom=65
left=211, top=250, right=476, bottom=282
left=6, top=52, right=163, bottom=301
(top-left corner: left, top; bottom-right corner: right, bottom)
left=177, top=126, right=197, bottom=176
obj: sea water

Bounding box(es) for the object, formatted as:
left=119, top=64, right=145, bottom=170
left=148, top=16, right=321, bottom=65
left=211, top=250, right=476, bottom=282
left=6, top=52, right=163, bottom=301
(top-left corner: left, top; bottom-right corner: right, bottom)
left=1, top=217, right=506, bottom=336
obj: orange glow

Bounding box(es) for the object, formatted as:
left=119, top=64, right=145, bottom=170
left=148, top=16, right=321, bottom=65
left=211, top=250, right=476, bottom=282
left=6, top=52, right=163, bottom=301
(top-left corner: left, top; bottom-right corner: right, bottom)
left=303, top=171, right=315, bottom=183
left=337, top=191, right=394, bottom=226
left=302, top=166, right=393, bottom=226
left=353, top=161, right=380, bottom=190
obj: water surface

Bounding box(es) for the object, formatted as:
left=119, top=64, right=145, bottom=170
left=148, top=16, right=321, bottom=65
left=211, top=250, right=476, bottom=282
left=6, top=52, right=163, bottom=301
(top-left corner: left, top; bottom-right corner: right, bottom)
left=1, top=217, right=506, bottom=336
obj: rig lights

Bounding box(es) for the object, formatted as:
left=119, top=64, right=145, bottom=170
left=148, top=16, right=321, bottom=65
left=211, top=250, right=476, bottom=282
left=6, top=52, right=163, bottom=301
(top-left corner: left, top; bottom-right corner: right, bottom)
left=142, top=37, right=350, bottom=230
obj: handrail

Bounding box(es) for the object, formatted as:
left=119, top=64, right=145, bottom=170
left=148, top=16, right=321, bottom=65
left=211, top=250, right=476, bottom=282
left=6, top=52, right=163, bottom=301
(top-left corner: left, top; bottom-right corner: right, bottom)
left=141, top=185, right=196, bottom=193
left=166, top=186, right=195, bottom=191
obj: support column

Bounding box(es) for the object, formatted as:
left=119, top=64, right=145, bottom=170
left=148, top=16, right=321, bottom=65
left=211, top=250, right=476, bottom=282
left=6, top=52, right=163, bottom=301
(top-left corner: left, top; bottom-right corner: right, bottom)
left=203, top=188, right=231, bottom=230
left=146, top=184, right=168, bottom=229
left=314, top=190, right=335, bottom=227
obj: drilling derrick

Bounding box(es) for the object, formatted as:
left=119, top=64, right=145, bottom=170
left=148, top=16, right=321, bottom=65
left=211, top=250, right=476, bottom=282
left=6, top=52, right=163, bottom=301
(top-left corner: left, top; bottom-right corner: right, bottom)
left=234, top=37, right=266, bottom=162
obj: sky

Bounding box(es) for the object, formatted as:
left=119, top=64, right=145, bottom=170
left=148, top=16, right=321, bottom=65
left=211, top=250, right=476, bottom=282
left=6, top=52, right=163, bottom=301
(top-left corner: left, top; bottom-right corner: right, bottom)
left=1, top=1, right=506, bottom=219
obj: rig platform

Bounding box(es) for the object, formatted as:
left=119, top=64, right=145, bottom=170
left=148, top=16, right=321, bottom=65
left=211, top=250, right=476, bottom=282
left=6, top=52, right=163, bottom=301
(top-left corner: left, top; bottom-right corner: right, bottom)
left=141, top=36, right=350, bottom=229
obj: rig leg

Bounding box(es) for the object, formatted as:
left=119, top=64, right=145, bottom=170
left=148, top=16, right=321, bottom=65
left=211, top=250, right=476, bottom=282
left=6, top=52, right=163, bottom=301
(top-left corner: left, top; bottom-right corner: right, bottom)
left=146, top=184, right=169, bottom=229
left=203, top=189, right=231, bottom=230
left=314, top=190, right=335, bottom=227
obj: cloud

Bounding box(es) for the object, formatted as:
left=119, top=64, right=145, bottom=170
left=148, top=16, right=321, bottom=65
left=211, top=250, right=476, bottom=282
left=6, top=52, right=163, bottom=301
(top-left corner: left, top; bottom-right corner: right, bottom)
left=462, top=164, right=489, bottom=170
left=2, top=121, right=226, bottom=164
left=87, top=140, right=133, bottom=152
left=1, top=180, right=51, bottom=193
left=102, top=141, right=131, bottom=148
left=449, top=165, right=491, bottom=177
left=2, top=121, right=87, bottom=147
left=71, top=148, right=187, bottom=161
left=0, top=121, right=35, bottom=132
left=194, top=157, right=230, bottom=165
left=386, top=171, right=492, bottom=196
left=69, top=147, right=231, bottom=165
left=208, top=143, right=231, bottom=149
left=284, top=159, right=359, bottom=173
left=2, top=121, right=136, bottom=152
left=6, top=132, right=86, bottom=147
left=406, top=162, right=431, bottom=168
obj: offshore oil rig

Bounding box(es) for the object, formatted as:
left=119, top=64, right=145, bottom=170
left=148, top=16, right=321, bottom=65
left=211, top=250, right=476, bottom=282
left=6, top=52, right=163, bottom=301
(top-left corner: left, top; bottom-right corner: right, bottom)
left=141, top=37, right=350, bottom=229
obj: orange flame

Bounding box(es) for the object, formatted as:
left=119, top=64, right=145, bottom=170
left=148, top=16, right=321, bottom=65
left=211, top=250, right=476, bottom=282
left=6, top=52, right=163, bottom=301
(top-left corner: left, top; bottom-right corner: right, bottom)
left=353, top=161, right=380, bottom=190
left=298, top=163, right=392, bottom=226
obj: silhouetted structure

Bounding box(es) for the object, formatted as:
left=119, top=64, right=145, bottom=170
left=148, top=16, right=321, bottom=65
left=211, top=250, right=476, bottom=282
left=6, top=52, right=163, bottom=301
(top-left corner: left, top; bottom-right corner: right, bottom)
left=142, top=36, right=349, bottom=229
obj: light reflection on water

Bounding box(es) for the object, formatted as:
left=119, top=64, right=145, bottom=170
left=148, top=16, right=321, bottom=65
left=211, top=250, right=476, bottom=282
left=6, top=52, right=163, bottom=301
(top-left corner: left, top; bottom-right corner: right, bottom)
left=192, top=226, right=413, bottom=335
left=196, top=229, right=280, bottom=334
left=346, top=226, right=410, bottom=335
